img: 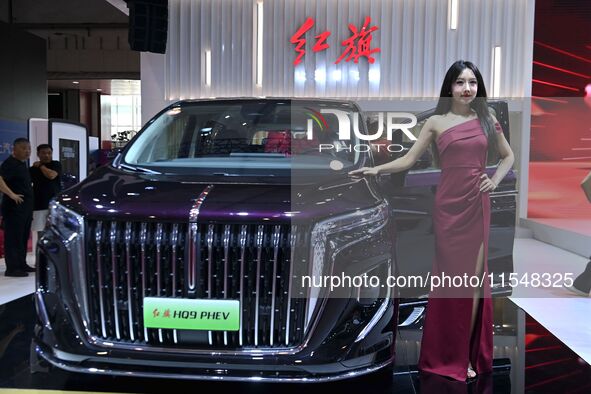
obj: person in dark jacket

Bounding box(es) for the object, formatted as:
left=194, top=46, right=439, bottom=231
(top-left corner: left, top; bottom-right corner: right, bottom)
left=30, top=144, right=61, bottom=238
left=0, top=138, right=34, bottom=277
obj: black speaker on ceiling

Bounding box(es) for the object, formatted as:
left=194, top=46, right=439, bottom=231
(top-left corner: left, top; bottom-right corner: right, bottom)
left=128, top=0, right=168, bottom=54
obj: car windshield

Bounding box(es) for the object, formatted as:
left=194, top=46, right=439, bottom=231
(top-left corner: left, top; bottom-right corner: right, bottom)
left=123, top=100, right=364, bottom=174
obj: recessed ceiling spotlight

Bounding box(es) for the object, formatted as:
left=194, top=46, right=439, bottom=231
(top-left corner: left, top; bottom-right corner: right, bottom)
left=97, top=88, right=102, bottom=92
left=72, top=81, right=80, bottom=84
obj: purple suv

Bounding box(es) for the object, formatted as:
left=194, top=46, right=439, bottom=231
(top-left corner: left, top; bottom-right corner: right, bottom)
left=32, top=99, right=399, bottom=382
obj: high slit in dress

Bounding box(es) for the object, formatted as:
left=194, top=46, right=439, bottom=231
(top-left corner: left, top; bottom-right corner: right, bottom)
left=417, top=118, right=503, bottom=381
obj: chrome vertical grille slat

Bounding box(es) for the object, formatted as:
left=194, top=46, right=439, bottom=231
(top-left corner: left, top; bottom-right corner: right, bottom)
left=155, top=223, right=163, bottom=343
left=171, top=224, right=179, bottom=344
left=238, top=224, right=247, bottom=347
left=85, top=220, right=304, bottom=349
left=286, top=226, right=296, bottom=346
left=254, top=225, right=264, bottom=347
left=95, top=221, right=107, bottom=338
left=171, top=224, right=178, bottom=296
left=270, top=225, right=280, bottom=346
left=124, top=222, right=135, bottom=341
left=188, top=223, right=198, bottom=291
left=222, top=224, right=231, bottom=346
left=109, top=222, right=121, bottom=340
left=140, top=222, right=148, bottom=341
left=206, top=224, right=214, bottom=346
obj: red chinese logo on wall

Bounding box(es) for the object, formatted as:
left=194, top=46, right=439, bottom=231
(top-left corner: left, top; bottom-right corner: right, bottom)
left=290, top=16, right=380, bottom=65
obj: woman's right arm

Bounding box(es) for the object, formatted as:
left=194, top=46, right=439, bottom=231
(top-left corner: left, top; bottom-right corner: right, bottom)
left=350, top=117, right=437, bottom=176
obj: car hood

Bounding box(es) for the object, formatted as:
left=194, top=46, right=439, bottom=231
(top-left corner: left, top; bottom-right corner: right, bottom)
left=58, top=166, right=381, bottom=223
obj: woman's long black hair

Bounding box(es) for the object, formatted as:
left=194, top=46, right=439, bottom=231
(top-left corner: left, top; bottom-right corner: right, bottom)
left=431, top=60, right=498, bottom=167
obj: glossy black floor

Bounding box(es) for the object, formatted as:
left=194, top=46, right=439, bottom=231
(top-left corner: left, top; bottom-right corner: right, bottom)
left=0, top=295, right=589, bottom=393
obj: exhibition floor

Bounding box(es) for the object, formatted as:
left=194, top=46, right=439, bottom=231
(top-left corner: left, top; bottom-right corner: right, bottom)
left=0, top=237, right=589, bottom=393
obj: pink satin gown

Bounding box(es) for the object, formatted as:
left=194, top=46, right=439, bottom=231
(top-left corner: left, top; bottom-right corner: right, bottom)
left=417, top=118, right=503, bottom=381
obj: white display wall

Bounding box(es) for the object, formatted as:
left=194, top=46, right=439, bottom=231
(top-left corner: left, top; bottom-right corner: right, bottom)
left=142, top=0, right=535, bottom=119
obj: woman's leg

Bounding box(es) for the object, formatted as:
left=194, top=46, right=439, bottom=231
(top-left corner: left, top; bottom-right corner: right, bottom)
left=468, top=242, right=485, bottom=377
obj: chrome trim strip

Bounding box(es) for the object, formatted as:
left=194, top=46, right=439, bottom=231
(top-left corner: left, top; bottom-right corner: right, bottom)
left=35, top=291, right=52, bottom=330
left=254, top=225, right=264, bottom=347
left=354, top=262, right=392, bottom=344
left=270, top=225, right=280, bottom=346
left=124, top=222, right=135, bottom=342
left=140, top=222, right=148, bottom=341
left=398, top=306, right=425, bottom=327
left=206, top=224, right=214, bottom=346
left=206, top=225, right=214, bottom=298
left=68, top=208, right=89, bottom=330
left=155, top=223, right=163, bottom=295
left=171, top=223, right=179, bottom=344
left=95, top=221, right=107, bottom=338
left=36, top=345, right=394, bottom=383
left=171, top=224, right=179, bottom=296
left=285, top=226, right=296, bottom=346
left=109, top=221, right=121, bottom=340
left=189, top=223, right=198, bottom=291
left=490, top=189, right=518, bottom=194
left=490, top=191, right=518, bottom=198
left=398, top=300, right=428, bottom=308
left=188, top=185, right=214, bottom=292
left=238, top=225, right=247, bottom=347
left=222, top=224, right=231, bottom=346
left=390, top=209, right=429, bottom=216
left=155, top=223, right=164, bottom=343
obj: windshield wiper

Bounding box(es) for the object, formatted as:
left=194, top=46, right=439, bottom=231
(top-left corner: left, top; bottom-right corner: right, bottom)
left=119, top=163, right=162, bottom=174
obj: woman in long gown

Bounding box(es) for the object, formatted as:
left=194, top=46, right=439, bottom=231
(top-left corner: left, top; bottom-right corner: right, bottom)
left=350, top=60, right=515, bottom=381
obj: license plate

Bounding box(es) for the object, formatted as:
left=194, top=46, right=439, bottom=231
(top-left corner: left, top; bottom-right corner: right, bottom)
left=143, top=297, right=240, bottom=331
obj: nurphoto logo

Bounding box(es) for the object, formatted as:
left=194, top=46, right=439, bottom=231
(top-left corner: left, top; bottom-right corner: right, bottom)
left=306, top=109, right=418, bottom=153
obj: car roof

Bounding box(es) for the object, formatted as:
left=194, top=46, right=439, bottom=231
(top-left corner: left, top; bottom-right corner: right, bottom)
left=171, top=97, right=358, bottom=106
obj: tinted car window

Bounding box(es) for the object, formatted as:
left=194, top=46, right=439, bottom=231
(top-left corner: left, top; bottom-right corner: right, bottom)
left=124, top=100, right=365, bottom=174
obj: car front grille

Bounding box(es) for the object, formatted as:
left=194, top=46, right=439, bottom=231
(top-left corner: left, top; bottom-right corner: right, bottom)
left=84, top=220, right=308, bottom=349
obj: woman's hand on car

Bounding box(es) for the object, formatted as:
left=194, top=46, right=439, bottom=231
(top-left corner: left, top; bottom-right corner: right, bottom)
left=348, top=167, right=381, bottom=177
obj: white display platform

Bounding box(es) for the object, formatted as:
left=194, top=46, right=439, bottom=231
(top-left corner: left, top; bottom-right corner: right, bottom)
left=521, top=218, right=590, bottom=258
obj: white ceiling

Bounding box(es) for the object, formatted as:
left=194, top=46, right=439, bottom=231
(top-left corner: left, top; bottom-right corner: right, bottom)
left=48, top=79, right=140, bottom=95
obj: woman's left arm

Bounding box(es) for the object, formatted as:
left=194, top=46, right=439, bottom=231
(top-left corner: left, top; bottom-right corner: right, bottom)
left=490, top=130, right=515, bottom=188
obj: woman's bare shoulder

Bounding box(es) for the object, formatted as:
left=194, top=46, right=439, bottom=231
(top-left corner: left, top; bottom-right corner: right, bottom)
left=427, top=114, right=445, bottom=123
left=425, top=114, right=444, bottom=129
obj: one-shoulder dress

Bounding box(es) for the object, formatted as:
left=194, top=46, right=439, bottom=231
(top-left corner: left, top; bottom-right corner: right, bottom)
left=417, top=118, right=503, bottom=381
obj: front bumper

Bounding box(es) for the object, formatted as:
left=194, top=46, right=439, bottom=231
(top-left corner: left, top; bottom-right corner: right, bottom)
left=32, top=341, right=393, bottom=383
left=35, top=216, right=398, bottom=382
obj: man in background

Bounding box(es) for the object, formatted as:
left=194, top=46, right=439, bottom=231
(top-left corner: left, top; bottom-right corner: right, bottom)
left=30, top=144, right=61, bottom=241
left=0, top=138, right=34, bottom=277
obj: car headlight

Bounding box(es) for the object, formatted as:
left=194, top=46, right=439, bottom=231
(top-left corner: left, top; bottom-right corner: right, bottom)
left=46, top=200, right=89, bottom=327
left=49, top=200, right=83, bottom=242
left=306, top=201, right=390, bottom=328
